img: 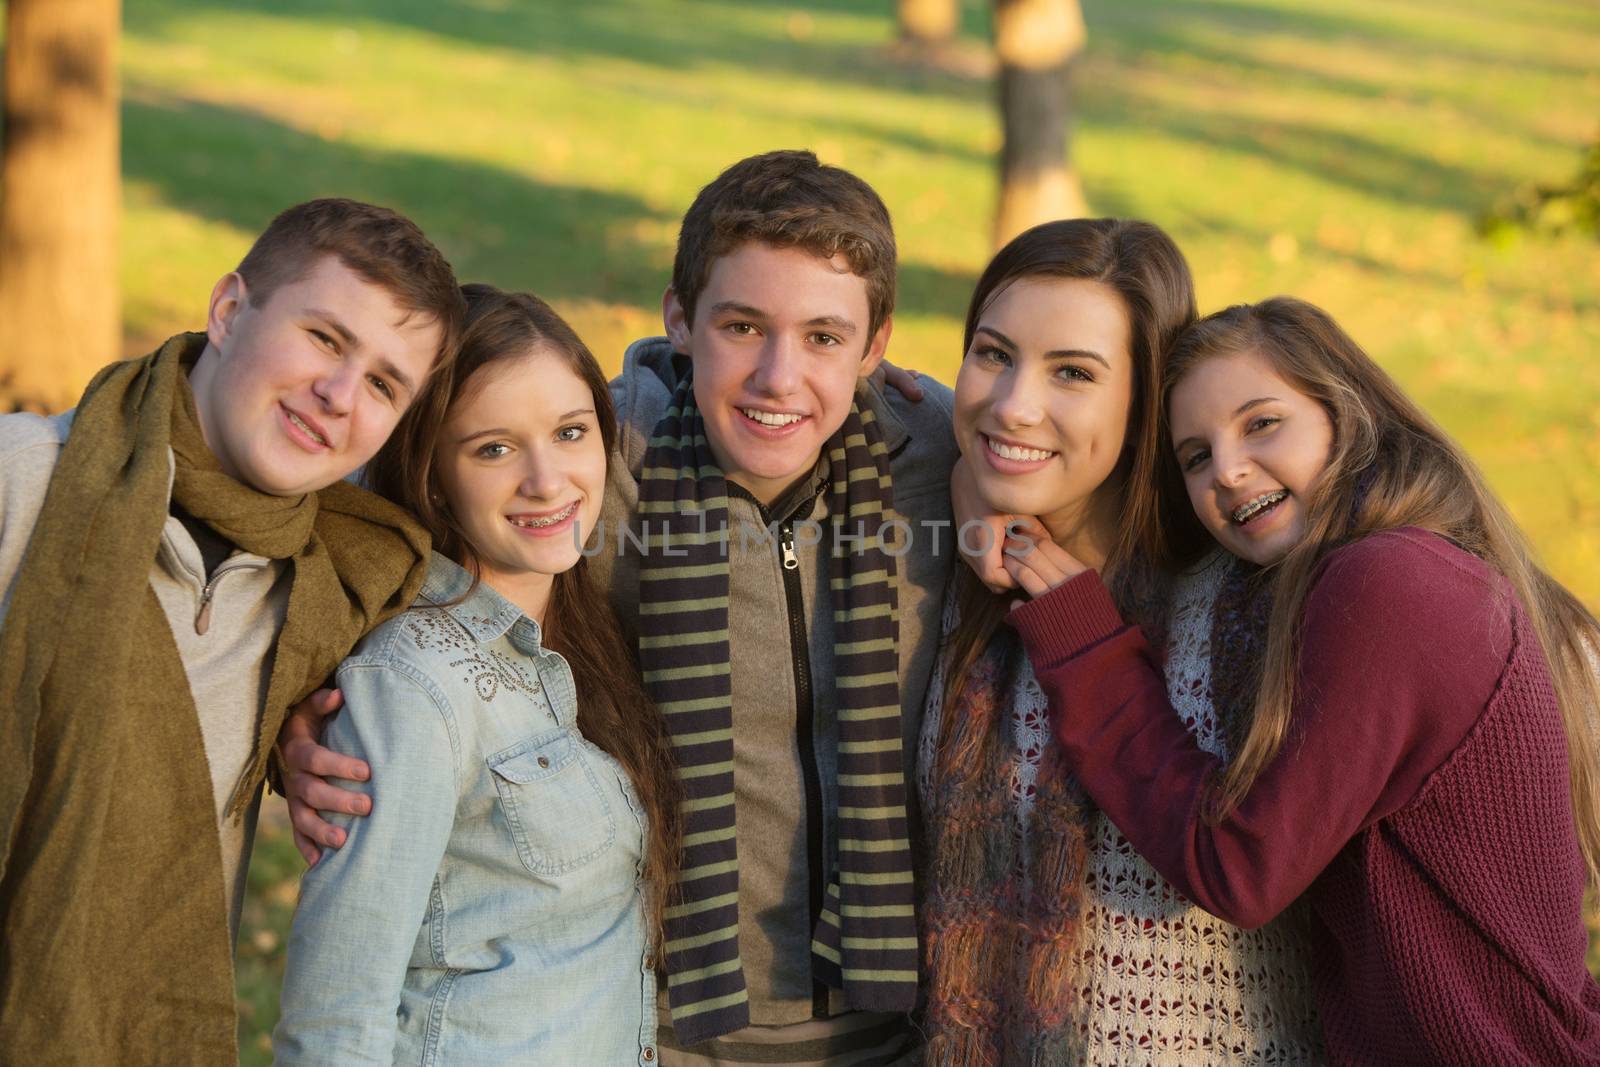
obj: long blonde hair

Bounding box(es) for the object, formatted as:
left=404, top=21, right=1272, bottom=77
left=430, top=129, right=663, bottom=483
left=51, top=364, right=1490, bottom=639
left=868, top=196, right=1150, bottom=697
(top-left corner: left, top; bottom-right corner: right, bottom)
left=1161, top=297, right=1600, bottom=884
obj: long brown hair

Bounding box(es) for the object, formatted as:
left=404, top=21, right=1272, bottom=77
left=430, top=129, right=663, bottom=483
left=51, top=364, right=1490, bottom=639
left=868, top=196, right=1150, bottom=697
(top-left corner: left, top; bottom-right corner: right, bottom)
left=942, top=218, right=1199, bottom=714
left=1163, top=297, right=1600, bottom=884
left=366, top=283, right=682, bottom=940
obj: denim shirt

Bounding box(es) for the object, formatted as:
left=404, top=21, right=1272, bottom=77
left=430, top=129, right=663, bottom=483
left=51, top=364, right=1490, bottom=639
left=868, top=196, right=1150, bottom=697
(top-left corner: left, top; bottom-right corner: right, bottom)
left=274, top=554, right=657, bottom=1066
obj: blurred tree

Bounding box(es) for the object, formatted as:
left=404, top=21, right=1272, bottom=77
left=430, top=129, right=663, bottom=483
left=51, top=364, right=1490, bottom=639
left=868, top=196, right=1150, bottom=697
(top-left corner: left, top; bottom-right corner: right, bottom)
left=1482, top=135, right=1600, bottom=242
left=0, top=0, right=121, bottom=414
left=897, top=0, right=959, bottom=52
left=993, top=0, right=1088, bottom=248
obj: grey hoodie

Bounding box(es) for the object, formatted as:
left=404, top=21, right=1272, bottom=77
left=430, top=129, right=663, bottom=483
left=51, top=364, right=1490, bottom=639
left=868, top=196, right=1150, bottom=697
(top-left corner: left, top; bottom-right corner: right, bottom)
left=591, top=337, right=960, bottom=1027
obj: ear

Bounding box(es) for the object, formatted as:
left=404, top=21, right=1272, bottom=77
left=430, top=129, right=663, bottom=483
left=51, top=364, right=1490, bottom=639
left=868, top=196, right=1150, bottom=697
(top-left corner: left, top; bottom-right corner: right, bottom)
left=206, top=272, right=248, bottom=350
left=857, top=314, right=893, bottom=379
left=662, top=287, right=693, bottom=353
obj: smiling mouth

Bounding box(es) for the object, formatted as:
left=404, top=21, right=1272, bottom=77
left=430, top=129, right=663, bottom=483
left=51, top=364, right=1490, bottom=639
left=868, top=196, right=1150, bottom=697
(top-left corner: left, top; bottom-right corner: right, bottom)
left=1231, top=490, right=1288, bottom=525
left=740, top=407, right=805, bottom=428
left=508, top=501, right=578, bottom=529
left=284, top=407, right=328, bottom=448
left=984, top=434, right=1057, bottom=463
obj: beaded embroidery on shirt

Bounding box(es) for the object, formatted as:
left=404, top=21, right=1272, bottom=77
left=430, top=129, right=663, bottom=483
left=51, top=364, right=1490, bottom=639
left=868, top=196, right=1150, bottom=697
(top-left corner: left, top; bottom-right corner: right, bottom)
left=404, top=610, right=542, bottom=703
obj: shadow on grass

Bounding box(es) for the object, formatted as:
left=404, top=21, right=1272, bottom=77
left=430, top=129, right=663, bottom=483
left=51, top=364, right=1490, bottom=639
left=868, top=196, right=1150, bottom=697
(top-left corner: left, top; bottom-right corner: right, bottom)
left=125, top=0, right=993, bottom=107
left=1087, top=0, right=1598, bottom=80
left=123, top=90, right=982, bottom=322
left=122, top=0, right=1588, bottom=238
left=123, top=90, right=673, bottom=308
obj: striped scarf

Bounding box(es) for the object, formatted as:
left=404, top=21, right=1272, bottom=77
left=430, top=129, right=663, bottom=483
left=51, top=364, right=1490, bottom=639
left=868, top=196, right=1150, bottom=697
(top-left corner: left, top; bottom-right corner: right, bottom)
left=638, top=375, right=918, bottom=1044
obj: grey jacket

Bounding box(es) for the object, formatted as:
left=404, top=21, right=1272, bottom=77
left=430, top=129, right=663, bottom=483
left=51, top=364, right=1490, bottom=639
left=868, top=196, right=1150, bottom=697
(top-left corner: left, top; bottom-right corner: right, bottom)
left=591, top=338, right=959, bottom=1026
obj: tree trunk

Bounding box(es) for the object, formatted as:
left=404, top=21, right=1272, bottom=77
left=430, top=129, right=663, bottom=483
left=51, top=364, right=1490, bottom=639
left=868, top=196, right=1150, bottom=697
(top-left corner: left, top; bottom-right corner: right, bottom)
left=992, top=0, right=1088, bottom=248
left=898, top=0, right=959, bottom=49
left=0, top=0, right=122, bottom=414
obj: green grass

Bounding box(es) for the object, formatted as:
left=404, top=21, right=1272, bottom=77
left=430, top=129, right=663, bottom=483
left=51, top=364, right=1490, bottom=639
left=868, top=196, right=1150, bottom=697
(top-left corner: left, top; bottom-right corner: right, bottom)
left=99, top=0, right=1597, bottom=608
left=12, top=0, right=1600, bottom=1058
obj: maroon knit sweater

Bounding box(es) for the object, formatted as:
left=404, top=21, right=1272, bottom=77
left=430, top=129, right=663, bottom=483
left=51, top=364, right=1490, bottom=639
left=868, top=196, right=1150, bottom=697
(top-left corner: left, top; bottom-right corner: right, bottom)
left=1011, top=528, right=1600, bottom=1066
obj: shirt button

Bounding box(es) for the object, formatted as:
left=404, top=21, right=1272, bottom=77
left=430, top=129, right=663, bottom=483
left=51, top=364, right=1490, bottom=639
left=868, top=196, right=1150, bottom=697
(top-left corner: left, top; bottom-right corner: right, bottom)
left=643, top=952, right=655, bottom=969
left=643, top=1048, right=656, bottom=1062
left=537, top=756, right=550, bottom=768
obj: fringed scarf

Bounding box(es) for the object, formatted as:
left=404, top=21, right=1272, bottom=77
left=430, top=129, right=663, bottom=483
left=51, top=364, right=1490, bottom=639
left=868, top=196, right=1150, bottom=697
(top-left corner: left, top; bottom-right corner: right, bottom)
left=637, top=374, right=918, bottom=1044
left=0, top=333, right=429, bottom=1064
left=922, top=626, right=1093, bottom=1066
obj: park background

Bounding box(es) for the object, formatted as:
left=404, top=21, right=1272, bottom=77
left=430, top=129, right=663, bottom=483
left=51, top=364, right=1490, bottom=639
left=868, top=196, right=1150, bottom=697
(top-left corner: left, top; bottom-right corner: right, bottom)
left=1, top=0, right=1597, bottom=1060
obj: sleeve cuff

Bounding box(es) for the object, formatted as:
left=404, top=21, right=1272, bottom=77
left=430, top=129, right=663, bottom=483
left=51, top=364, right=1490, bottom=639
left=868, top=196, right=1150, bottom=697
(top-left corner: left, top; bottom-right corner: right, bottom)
left=1007, top=569, right=1127, bottom=664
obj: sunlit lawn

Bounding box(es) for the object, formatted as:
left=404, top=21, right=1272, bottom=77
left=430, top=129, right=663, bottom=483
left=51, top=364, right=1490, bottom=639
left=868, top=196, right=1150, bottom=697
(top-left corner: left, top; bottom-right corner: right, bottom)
left=17, top=0, right=1600, bottom=1059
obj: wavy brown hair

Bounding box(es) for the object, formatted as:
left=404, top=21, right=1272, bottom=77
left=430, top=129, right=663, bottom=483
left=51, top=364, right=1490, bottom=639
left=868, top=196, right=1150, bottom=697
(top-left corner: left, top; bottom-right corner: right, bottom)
left=942, top=218, right=1199, bottom=715
left=671, top=149, right=896, bottom=337
left=366, top=283, right=681, bottom=941
left=1163, top=297, right=1600, bottom=884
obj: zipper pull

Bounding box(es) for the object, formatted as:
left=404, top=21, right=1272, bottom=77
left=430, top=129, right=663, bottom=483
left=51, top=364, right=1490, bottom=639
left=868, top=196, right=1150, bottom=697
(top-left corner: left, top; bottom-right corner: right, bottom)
left=195, top=585, right=215, bottom=635
left=780, top=523, right=799, bottom=571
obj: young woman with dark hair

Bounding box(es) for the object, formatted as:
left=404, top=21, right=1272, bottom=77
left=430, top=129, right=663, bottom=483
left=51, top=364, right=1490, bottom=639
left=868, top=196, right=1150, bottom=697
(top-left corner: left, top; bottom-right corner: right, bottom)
left=1007, top=296, right=1600, bottom=1064
left=920, top=222, right=1324, bottom=1063
left=273, top=284, right=680, bottom=1065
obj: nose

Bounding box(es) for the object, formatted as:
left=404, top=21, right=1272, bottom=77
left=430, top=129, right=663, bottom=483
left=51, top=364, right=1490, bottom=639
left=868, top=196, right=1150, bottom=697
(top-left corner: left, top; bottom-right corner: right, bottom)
left=749, top=335, right=801, bottom=398
left=311, top=362, right=361, bottom=416
left=990, top=368, right=1043, bottom=429
left=1211, top=441, right=1253, bottom=489
left=517, top=449, right=566, bottom=503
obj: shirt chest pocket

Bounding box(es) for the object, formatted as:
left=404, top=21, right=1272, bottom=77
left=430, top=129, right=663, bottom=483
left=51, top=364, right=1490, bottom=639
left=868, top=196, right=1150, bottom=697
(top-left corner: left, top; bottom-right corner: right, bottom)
left=487, top=730, right=617, bottom=876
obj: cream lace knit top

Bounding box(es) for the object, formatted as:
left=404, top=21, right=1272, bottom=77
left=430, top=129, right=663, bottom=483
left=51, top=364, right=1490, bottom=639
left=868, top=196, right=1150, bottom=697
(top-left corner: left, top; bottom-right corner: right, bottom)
left=918, top=557, right=1325, bottom=1064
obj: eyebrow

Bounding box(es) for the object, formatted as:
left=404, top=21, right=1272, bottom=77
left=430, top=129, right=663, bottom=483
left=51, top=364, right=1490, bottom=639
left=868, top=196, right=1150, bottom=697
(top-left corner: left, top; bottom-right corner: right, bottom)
left=709, top=302, right=859, bottom=336
left=305, top=308, right=420, bottom=398
left=974, top=325, right=1110, bottom=370
left=1171, top=397, right=1282, bottom=454
left=456, top=409, right=594, bottom=444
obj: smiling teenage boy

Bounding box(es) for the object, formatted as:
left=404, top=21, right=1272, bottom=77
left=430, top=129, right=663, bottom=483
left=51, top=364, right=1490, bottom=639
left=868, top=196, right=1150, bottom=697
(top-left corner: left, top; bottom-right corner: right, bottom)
left=0, top=198, right=463, bottom=1064
left=597, top=151, right=959, bottom=1064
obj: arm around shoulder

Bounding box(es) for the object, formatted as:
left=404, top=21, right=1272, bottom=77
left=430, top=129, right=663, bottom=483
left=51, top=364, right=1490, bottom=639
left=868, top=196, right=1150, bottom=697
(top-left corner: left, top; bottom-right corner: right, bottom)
left=1012, top=531, right=1506, bottom=928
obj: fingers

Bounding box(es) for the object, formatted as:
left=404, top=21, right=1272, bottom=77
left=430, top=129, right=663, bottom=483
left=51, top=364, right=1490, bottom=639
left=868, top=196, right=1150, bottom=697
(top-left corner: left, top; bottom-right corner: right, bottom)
left=288, top=793, right=346, bottom=857
left=292, top=821, right=322, bottom=867
left=299, top=687, right=344, bottom=721
left=1003, top=553, right=1051, bottom=598
left=883, top=364, right=925, bottom=401
left=283, top=735, right=370, bottom=783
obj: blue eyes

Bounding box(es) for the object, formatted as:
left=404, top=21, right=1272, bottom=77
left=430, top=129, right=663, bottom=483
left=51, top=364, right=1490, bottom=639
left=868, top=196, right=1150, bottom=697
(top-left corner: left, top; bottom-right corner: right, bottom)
left=970, top=346, right=1094, bottom=383
left=474, top=425, right=588, bottom=459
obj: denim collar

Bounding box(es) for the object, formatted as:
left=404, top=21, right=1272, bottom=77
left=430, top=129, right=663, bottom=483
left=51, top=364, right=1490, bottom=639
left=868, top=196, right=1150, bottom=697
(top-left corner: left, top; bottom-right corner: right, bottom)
left=417, top=553, right=546, bottom=651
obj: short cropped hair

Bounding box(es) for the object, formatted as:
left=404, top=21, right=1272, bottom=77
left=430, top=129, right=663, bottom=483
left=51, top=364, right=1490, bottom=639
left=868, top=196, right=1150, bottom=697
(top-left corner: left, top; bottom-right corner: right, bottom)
left=236, top=198, right=465, bottom=366
left=671, top=150, right=896, bottom=339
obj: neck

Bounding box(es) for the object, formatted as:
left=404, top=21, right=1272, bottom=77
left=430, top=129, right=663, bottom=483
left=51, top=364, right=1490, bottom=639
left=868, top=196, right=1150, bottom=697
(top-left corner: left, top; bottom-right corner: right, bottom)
left=1039, top=489, right=1119, bottom=572
left=471, top=561, right=555, bottom=628
left=184, top=345, right=232, bottom=477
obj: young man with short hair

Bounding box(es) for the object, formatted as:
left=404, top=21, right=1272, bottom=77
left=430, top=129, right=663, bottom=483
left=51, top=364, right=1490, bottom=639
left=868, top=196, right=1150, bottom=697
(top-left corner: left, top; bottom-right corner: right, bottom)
left=602, top=150, right=956, bottom=1063
left=285, top=153, right=959, bottom=1065
left=0, top=198, right=464, bottom=1065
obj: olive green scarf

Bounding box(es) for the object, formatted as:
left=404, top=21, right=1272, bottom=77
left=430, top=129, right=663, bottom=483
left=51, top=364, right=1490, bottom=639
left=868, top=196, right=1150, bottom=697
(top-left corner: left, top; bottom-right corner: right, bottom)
left=0, top=333, right=429, bottom=1064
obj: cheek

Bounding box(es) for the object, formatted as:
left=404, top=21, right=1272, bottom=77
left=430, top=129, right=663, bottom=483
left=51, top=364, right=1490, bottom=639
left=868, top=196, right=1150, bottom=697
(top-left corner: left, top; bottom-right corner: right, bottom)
left=1185, top=476, right=1220, bottom=528
left=577, top=446, right=609, bottom=497
left=951, top=369, right=989, bottom=439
